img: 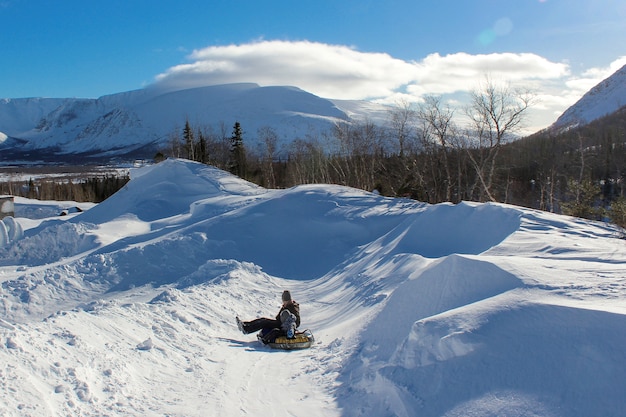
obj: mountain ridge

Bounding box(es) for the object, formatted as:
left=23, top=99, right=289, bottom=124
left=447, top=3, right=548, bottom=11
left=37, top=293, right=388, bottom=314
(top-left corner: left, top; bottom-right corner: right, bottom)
left=550, top=64, right=626, bottom=131
left=3, top=65, right=626, bottom=163
left=0, top=84, right=389, bottom=161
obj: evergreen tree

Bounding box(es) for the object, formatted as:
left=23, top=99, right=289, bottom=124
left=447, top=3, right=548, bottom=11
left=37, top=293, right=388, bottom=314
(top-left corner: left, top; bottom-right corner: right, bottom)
left=608, top=197, right=626, bottom=230
left=561, top=178, right=602, bottom=220
left=229, top=122, right=246, bottom=177
left=183, top=119, right=195, bottom=161
left=198, top=129, right=207, bottom=164
left=154, top=152, right=166, bottom=163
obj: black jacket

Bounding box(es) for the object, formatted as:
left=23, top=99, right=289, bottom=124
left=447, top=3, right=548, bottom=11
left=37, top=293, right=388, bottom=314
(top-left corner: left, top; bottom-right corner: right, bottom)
left=276, top=300, right=301, bottom=327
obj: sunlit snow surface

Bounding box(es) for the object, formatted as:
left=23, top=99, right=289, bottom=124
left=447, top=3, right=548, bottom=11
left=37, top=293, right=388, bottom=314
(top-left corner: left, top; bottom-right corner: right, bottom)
left=1, top=159, right=625, bottom=417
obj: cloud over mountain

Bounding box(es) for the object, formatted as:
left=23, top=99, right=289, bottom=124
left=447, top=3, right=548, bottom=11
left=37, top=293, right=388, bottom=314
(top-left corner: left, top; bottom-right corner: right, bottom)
left=152, top=40, right=626, bottom=131
left=154, top=40, right=416, bottom=99
left=154, top=40, right=571, bottom=102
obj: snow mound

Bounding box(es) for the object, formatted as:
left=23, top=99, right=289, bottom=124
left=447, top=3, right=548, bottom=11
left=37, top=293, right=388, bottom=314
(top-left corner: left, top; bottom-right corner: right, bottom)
left=0, top=158, right=624, bottom=417
left=0, top=221, right=96, bottom=265
left=335, top=251, right=626, bottom=416
left=378, top=202, right=521, bottom=258
left=79, top=158, right=266, bottom=223
left=359, top=255, right=523, bottom=363
left=370, top=302, right=626, bottom=417
left=182, top=184, right=418, bottom=280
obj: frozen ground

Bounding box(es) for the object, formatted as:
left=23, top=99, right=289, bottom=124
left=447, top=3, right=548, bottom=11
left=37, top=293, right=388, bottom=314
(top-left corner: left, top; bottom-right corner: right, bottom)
left=0, top=158, right=625, bottom=416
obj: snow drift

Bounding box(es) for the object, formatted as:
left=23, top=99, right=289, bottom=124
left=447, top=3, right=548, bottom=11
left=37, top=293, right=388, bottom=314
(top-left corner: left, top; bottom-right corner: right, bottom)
left=0, top=159, right=625, bottom=416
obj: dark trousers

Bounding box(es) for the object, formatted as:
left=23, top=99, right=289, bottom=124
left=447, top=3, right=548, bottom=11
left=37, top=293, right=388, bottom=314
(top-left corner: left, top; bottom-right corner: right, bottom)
left=242, top=318, right=280, bottom=334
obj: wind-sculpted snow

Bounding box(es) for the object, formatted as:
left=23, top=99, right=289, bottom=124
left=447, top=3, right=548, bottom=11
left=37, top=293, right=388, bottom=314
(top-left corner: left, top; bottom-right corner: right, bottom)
left=181, top=185, right=422, bottom=280
left=0, top=221, right=97, bottom=266
left=0, top=159, right=625, bottom=417
left=370, top=202, right=521, bottom=259
left=379, top=303, right=626, bottom=417
left=357, top=255, right=523, bottom=363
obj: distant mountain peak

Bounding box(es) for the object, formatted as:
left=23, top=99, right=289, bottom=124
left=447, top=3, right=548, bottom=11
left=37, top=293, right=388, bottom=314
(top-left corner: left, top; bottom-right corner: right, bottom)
left=551, top=64, right=626, bottom=132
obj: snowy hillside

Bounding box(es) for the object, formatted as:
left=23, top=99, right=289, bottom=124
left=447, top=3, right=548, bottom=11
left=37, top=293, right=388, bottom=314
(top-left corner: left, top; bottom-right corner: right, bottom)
left=1, top=159, right=625, bottom=417
left=551, top=64, right=626, bottom=131
left=0, top=84, right=389, bottom=159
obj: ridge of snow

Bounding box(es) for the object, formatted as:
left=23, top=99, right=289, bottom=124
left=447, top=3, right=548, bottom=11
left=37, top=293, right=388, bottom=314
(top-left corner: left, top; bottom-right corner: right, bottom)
left=0, top=158, right=624, bottom=416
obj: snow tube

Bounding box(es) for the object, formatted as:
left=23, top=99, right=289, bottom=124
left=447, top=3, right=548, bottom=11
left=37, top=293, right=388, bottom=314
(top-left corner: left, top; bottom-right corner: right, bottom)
left=259, top=329, right=315, bottom=350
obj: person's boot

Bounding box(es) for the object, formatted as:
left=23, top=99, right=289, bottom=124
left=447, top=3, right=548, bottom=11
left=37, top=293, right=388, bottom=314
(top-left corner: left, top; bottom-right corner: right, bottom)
left=236, top=317, right=247, bottom=334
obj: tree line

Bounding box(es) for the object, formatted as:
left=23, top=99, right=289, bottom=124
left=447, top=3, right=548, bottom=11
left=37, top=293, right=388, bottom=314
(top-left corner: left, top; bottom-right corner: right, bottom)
left=162, top=79, right=626, bottom=230
left=0, top=175, right=130, bottom=203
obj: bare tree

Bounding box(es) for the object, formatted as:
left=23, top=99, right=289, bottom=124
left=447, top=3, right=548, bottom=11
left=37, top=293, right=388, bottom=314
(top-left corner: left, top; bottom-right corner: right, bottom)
left=464, top=77, right=534, bottom=201
left=168, top=129, right=183, bottom=158
left=257, top=126, right=278, bottom=188
left=418, top=95, right=457, bottom=201
left=331, top=120, right=383, bottom=191
left=286, top=138, right=327, bottom=186
left=388, top=99, right=416, bottom=157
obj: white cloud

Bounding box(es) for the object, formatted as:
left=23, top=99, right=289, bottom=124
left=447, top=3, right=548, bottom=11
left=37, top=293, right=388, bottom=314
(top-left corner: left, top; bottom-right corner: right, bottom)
left=155, top=40, right=415, bottom=99
left=407, top=52, right=570, bottom=97
left=154, top=41, right=569, bottom=100
left=153, top=40, right=624, bottom=130
left=521, top=55, right=626, bottom=131
left=566, top=56, right=626, bottom=95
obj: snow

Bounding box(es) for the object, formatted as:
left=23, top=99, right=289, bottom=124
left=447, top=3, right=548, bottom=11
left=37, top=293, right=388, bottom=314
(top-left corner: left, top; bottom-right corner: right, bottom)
left=551, top=64, right=626, bottom=130
left=0, top=84, right=389, bottom=157
left=0, top=158, right=625, bottom=417
left=0, top=97, right=73, bottom=135
left=0, top=166, right=130, bottom=183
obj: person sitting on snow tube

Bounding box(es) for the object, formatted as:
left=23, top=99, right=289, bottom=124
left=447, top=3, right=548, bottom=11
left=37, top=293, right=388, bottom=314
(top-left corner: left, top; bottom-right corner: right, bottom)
left=236, top=290, right=300, bottom=343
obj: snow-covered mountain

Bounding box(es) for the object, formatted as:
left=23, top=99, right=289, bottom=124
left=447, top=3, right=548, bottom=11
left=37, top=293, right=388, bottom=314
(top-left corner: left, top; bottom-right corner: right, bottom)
left=551, top=64, right=626, bottom=131
left=0, top=84, right=389, bottom=160
left=1, top=158, right=625, bottom=416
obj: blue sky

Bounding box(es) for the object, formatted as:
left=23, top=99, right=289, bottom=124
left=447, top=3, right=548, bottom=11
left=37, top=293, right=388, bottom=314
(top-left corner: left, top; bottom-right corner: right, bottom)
left=1, top=0, right=625, bottom=130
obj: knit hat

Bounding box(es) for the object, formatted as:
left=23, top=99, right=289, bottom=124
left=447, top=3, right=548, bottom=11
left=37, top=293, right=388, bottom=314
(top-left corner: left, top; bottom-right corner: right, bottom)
left=282, top=290, right=292, bottom=302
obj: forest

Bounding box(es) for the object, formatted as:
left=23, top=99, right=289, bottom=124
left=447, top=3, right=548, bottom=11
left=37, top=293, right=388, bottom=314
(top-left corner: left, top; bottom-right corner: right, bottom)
left=164, top=80, right=626, bottom=229
left=0, top=171, right=130, bottom=204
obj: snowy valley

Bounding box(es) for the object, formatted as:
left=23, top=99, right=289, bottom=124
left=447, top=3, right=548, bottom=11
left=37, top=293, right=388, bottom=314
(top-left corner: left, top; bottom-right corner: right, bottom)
left=0, top=158, right=625, bottom=416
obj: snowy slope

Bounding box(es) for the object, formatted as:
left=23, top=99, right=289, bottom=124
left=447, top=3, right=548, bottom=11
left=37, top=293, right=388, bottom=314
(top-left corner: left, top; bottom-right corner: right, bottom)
left=0, top=97, right=73, bottom=134
left=0, top=159, right=625, bottom=417
left=551, top=64, right=626, bottom=131
left=0, top=85, right=389, bottom=158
